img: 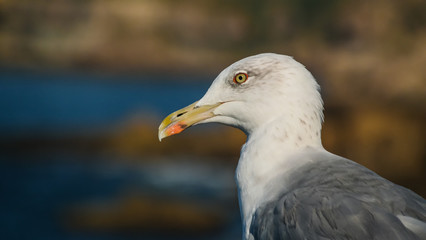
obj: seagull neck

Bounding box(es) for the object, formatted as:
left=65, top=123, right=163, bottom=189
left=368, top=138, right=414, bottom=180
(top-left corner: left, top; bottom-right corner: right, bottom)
left=237, top=114, right=323, bottom=194
left=236, top=114, right=323, bottom=239
left=248, top=112, right=323, bottom=150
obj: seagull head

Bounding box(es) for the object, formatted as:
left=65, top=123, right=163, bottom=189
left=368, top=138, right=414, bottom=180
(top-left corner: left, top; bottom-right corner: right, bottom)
left=159, top=53, right=324, bottom=143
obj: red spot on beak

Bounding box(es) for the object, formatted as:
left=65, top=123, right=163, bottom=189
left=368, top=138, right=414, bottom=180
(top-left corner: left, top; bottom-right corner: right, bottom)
left=165, top=123, right=187, bottom=136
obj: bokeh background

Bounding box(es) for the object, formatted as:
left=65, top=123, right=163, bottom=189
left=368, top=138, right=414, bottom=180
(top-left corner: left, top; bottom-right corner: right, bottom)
left=1, top=0, right=425, bottom=239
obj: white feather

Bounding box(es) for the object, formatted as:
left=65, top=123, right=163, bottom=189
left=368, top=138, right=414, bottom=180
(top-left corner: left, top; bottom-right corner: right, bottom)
left=196, top=53, right=326, bottom=239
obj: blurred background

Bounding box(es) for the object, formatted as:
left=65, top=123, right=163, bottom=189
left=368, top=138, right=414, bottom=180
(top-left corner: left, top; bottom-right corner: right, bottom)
left=0, top=0, right=425, bottom=239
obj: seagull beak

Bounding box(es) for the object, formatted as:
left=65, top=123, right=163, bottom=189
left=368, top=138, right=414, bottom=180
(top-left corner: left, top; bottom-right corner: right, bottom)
left=158, top=101, right=222, bottom=141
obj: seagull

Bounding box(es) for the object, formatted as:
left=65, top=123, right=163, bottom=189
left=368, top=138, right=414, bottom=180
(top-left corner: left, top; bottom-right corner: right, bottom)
left=158, top=53, right=426, bottom=240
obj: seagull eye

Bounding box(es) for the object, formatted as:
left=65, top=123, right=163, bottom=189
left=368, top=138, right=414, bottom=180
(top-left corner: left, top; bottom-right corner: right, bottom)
left=233, top=73, right=248, bottom=84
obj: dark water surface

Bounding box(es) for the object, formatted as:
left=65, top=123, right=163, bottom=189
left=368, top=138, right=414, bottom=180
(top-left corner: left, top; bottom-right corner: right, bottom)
left=0, top=70, right=241, bottom=240
left=0, top=154, right=241, bottom=240
left=0, top=70, right=211, bottom=135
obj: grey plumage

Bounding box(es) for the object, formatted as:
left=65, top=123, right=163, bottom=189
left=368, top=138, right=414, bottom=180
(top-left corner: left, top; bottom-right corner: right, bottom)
left=249, top=151, right=426, bottom=240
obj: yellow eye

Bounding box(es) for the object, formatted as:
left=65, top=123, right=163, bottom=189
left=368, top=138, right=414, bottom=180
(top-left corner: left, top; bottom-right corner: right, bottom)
left=233, top=72, right=248, bottom=84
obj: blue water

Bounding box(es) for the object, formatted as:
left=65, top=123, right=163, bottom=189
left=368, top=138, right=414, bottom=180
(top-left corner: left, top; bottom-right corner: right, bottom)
left=0, top=70, right=242, bottom=240
left=0, top=70, right=211, bottom=135
left=0, top=154, right=240, bottom=240
left=0, top=154, right=241, bottom=240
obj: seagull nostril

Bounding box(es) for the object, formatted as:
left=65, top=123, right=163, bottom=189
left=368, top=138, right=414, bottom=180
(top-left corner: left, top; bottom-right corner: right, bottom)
left=176, top=112, right=186, bottom=117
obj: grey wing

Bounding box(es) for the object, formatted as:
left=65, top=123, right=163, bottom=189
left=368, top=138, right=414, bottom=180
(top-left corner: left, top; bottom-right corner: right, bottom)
left=249, top=159, right=426, bottom=240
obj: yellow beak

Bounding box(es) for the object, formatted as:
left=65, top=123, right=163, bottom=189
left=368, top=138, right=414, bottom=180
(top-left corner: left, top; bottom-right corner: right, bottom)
left=158, top=101, right=222, bottom=141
